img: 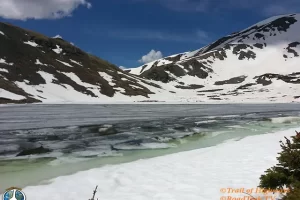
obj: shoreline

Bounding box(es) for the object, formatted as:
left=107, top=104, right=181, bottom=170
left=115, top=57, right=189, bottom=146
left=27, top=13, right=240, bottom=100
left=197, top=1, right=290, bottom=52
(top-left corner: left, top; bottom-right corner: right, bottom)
left=1, top=101, right=300, bottom=106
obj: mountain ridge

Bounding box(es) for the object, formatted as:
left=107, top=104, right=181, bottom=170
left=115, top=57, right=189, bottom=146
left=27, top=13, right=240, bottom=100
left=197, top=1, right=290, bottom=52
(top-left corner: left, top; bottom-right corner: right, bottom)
left=125, top=13, right=300, bottom=103
left=0, top=22, right=164, bottom=103
left=1, top=14, right=300, bottom=103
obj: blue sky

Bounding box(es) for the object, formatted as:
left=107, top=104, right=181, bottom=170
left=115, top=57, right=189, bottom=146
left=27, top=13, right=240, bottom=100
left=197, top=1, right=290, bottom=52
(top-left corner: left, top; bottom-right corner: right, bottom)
left=0, top=0, right=299, bottom=68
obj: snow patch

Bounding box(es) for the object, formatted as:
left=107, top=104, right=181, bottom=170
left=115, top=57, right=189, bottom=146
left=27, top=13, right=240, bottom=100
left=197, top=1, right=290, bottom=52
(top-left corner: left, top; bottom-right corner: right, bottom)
left=130, top=84, right=143, bottom=89
left=60, top=72, right=98, bottom=89
left=35, top=59, right=48, bottom=66
left=56, top=59, right=74, bottom=68
left=0, top=31, right=5, bottom=36
left=52, top=45, right=63, bottom=54
left=0, top=89, right=25, bottom=100
left=98, top=72, right=116, bottom=86
left=14, top=71, right=109, bottom=103
left=114, top=87, right=126, bottom=93
left=157, top=59, right=173, bottom=66
left=70, top=59, right=83, bottom=66
left=0, top=68, right=8, bottom=73
left=23, top=41, right=39, bottom=47
left=0, top=58, right=13, bottom=66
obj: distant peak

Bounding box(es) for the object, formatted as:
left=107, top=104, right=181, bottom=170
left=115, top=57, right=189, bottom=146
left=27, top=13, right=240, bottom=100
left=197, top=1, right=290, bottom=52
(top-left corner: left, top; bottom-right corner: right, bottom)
left=52, top=35, right=63, bottom=39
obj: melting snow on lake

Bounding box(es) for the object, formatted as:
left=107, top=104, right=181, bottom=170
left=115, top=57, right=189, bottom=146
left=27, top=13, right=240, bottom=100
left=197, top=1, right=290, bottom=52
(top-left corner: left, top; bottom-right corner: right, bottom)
left=22, top=127, right=298, bottom=200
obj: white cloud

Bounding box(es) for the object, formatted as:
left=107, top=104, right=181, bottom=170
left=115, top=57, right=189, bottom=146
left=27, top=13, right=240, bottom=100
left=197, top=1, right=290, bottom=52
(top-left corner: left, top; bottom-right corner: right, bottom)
left=133, top=0, right=300, bottom=16
left=119, top=66, right=126, bottom=69
left=139, top=50, right=163, bottom=64
left=0, top=0, right=92, bottom=20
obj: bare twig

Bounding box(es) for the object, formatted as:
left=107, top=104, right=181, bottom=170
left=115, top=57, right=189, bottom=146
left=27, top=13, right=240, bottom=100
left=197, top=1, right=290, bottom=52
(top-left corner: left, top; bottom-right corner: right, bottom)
left=89, top=185, right=98, bottom=200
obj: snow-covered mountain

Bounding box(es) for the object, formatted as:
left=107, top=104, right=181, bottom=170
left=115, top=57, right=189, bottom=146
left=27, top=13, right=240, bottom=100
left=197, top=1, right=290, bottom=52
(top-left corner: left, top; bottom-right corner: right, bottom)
left=127, top=13, right=300, bottom=103
left=1, top=14, right=300, bottom=104
left=0, top=22, right=164, bottom=103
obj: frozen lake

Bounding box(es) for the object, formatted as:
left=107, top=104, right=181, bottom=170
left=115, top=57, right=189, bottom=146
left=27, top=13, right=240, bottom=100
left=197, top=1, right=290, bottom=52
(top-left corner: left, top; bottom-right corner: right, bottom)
left=1, top=103, right=300, bottom=193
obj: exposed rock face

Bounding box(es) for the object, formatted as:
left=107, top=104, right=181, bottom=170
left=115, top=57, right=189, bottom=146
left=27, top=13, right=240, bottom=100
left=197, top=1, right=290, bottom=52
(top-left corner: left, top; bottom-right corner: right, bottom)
left=175, top=84, right=204, bottom=89
left=214, top=76, right=247, bottom=85
left=16, top=146, right=52, bottom=157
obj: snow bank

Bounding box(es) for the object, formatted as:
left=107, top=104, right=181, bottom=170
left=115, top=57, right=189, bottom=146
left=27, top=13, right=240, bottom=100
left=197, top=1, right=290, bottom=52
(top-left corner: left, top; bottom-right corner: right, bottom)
left=22, top=127, right=298, bottom=200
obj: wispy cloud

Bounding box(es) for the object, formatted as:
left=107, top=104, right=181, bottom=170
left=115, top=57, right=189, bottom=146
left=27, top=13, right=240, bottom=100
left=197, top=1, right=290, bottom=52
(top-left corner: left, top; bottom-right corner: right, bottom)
left=157, top=0, right=209, bottom=12
left=130, top=0, right=208, bottom=12
left=131, top=0, right=300, bottom=16
left=262, top=0, right=300, bottom=16
left=103, top=29, right=211, bottom=44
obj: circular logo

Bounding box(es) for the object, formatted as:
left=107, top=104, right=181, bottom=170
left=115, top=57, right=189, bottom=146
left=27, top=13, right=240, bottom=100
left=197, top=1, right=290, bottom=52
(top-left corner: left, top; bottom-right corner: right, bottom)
left=2, top=187, right=26, bottom=200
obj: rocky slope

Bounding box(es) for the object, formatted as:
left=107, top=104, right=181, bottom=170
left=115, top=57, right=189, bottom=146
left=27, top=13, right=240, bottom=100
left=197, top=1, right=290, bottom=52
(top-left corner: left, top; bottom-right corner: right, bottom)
left=127, top=13, right=300, bottom=103
left=0, top=22, right=162, bottom=103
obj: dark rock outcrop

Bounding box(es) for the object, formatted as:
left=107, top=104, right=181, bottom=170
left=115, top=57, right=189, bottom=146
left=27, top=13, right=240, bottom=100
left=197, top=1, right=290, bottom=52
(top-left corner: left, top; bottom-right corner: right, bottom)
left=214, top=76, right=247, bottom=85
left=175, top=84, right=204, bottom=89
left=16, top=146, right=52, bottom=157
left=197, top=89, right=223, bottom=93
